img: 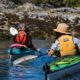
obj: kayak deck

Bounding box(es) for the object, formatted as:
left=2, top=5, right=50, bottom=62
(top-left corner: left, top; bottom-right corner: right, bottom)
left=47, top=55, right=80, bottom=80
left=49, top=55, right=80, bottom=72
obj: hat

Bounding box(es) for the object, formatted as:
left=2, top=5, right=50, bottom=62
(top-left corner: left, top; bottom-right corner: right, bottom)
left=54, top=23, right=71, bottom=34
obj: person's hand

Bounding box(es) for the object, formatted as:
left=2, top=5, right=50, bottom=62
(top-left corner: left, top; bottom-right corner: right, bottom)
left=48, top=49, right=54, bottom=56
left=48, top=51, right=51, bottom=56
left=36, top=48, right=40, bottom=52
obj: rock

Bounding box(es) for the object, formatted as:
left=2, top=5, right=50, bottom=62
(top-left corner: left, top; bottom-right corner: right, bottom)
left=17, top=3, right=42, bottom=12
left=27, top=11, right=48, bottom=20
left=49, top=8, right=80, bottom=13
left=0, top=1, right=80, bottom=40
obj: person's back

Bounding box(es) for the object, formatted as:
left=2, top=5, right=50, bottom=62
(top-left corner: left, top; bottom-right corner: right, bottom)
left=58, top=35, right=76, bottom=56
left=48, top=23, right=80, bottom=57
left=13, top=23, right=29, bottom=47
left=15, top=30, right=28, bottom=45
left=13, top=23, right=39, bottom=51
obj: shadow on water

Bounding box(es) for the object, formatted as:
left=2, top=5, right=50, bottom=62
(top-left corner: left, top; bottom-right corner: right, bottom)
left=32, top=39, right=53, bottom=49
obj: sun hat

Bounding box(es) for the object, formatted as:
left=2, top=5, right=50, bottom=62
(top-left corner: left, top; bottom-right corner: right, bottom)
left=54, top=23, right=71, bottom=34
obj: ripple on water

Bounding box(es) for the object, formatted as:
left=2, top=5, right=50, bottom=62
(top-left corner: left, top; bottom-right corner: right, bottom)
left=0, top=53, right=80, bottom=80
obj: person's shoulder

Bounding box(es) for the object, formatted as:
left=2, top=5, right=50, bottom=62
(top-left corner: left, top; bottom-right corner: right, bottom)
left=73, top=37, right=80, bottom=43
left=73, top=37, right=80, bottom=40
left=54, top=39, right=59, bottom=44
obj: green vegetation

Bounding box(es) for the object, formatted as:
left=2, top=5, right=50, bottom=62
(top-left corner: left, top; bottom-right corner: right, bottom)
left=64, top=0, right=80, bottom=7
left=74, top=33, right=80, bottom=38
left=32, top=0, right=80, bottom=7
left=10, top=0, right=80, bottom=7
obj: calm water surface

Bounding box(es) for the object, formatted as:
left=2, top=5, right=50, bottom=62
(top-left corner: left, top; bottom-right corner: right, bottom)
left=0, top=40, right=80, bottom=80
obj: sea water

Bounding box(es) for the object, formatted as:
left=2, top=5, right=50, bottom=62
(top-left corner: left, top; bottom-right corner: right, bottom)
left=0, top=50, right=80, bottom=80
left=0, top=48, right=54, bottom=80
left=0, top=40, right=80, bottom=80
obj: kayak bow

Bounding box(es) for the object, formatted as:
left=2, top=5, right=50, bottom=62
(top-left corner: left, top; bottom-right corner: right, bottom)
left=44, top=55, right=80, bottom=80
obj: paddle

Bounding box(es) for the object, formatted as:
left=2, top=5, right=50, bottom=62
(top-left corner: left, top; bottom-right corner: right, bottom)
left=12, top=50, right=47, bottom=65
left=9, top=27, right=48, bottom=65
left=10, top=27, right=18, bottom=36
left=13, top=55, right=38, bottom=65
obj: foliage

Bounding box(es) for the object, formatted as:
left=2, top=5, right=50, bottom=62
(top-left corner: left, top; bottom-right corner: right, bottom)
left=32, top=0, right=80, bottom=7
left=64, top=0, right=80, bottom=7
left=74, top=33, right=80, bottom=38
left=9, top=0, right=80, bottom=7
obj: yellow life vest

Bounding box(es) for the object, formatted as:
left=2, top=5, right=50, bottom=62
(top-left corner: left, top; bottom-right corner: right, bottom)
left=58, top=35, right=76, bottom=56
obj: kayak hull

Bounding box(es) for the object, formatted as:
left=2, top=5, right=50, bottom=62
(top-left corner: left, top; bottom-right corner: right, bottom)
left=10, top=53, right=35, bottom=62
left=47, top=63, right=80, bottom=80
left=45, top=55, right=80, bottom=80
left=13, top=55, right=38, bottom=65
left=8, top=47, right=35, bottom=55
left=8, top=47, right=35, bottom=65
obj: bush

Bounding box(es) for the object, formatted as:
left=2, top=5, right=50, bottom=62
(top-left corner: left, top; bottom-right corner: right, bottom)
left=32, top=0, right=80, bottom=7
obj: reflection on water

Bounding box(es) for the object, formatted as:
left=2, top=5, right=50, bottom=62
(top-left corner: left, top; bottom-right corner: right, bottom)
left=0, top=40, right=50, bottom=80
left=0, top=40, right=80, bottom=80
left=33, top=39, right=53, bottom=48
left=0, top=56, right=46, bottom=80
left=0, top=57, right=80, bottom=80
left=0, top=58, right=9, bottom=80
left=0, top=39, right=53, bottom=51
left=9, top=65, right=45, bottom=80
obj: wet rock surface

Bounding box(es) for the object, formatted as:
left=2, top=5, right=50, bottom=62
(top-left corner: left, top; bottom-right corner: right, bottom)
left=0, top=1, right=80, bottom=40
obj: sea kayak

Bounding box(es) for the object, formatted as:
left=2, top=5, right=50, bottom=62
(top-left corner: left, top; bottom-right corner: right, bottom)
left=8, top=44, right=51, bottom=65
left=44, top=55, right=80, bottom=80
left=8, top=44, right=37, bottom=65
left=8, top=47, right=35, bottom=55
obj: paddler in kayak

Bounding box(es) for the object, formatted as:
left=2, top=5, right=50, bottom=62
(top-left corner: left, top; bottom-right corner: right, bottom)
left=48, top=23, right=80, bottom=57
left=13, top=23, right=40, bottom=51
left=9, top=23, right=40, bottom=65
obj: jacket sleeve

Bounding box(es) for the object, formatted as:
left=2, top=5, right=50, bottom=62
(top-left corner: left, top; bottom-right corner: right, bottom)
left=27, top=33, right=33, bottom=48
left=73, top=37, right=80, bottom=52
left=13, top=35, right=17, bottom=43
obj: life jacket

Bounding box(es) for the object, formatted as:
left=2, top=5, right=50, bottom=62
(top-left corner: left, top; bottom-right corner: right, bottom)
left=15, top=31, right=28, bottom=46
left=58, top=35, right=76, bottom=56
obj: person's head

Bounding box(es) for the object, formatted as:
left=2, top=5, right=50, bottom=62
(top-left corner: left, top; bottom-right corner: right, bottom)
left=53, top=23, right=71, bottom=39
left=54, top=23, right=71, bottom=34
left=18, top=23, right=26, bottom=31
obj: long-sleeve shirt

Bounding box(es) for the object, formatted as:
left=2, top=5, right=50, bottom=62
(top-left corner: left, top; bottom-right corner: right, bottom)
left=51, top=37, right=80, bottom=51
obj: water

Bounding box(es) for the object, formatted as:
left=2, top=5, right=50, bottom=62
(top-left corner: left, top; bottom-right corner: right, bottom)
left=0, top=40, right=80, bottom=80
left=0, top=50, right=54, bottom=80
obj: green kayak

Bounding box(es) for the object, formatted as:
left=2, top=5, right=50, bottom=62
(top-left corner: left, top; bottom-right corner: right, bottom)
left=44, top=55, right=80, bottom=80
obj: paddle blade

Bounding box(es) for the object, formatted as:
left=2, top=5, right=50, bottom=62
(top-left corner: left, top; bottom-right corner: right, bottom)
left=13, top=55, right=38, bottom=65
left=10, top=27, right=18, bottom=36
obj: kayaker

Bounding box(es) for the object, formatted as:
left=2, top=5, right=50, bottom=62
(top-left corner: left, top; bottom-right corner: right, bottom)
left=13, top=23, right=40, bottom=51
left=48, top=23, right=80, bottom=57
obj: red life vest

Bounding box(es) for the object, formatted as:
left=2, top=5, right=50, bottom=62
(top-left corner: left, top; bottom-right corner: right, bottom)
left=15, top=31, right=28, bottom=45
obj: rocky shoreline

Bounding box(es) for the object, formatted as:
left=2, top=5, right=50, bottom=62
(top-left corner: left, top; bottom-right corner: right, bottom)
left=0, top=2, right=80, bottom=40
